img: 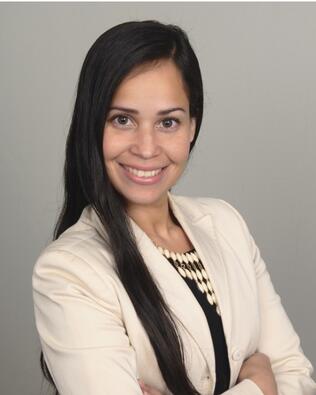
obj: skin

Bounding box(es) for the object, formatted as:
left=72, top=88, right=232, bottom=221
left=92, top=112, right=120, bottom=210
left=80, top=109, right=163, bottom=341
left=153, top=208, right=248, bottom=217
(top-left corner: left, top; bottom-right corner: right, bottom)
left=103, top=59, right=278, bottom=395
left=237, top=352, right=278, bottom=395
left=138, top=352, right=278, bottom=395
left=103, top=59, right=196, bottom=241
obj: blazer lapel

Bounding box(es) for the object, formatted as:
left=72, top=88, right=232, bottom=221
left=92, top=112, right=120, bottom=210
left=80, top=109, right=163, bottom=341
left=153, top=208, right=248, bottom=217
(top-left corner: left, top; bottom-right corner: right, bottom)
left=128, top=192, right=232, bottom=384
left=83, top=192, right=232, bottom=385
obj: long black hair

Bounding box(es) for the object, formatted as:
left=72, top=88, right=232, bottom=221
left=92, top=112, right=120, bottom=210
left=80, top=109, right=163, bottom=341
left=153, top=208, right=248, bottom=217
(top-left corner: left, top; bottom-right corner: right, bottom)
left=40, top=20, right=204, bottom=395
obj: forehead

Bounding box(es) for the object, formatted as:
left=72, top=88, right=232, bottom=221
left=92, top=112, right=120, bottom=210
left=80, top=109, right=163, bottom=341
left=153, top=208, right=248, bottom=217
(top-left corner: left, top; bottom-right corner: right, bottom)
left=110, top=59, right=189, bottom=108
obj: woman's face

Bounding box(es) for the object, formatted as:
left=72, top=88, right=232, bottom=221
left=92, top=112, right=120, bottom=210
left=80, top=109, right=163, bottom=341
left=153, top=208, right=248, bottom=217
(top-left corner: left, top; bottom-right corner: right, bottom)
left=103, top=59, right=196, bottom=209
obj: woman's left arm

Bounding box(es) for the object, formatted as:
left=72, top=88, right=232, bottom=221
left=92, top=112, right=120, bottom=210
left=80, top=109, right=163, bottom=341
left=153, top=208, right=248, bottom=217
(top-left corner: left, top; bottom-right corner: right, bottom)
left=221, top=199, right=316, bottom=395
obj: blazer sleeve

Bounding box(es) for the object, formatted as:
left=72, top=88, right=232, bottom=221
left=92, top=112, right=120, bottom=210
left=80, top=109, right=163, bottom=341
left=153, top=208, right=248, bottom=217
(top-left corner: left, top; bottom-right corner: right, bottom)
left=219, top=199, right=316, bottom=395
left=32, top=248, right=142, bottom=395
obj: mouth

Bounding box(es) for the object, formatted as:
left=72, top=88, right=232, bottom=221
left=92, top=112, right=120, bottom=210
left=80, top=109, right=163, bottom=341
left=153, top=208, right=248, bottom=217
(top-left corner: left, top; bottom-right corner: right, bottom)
left=119, top=163, right=168, bottom=184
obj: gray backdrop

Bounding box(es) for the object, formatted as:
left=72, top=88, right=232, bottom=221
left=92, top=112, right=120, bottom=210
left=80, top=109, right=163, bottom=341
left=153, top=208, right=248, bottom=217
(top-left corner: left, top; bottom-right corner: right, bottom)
left=1, top=2, right=315, bottom=394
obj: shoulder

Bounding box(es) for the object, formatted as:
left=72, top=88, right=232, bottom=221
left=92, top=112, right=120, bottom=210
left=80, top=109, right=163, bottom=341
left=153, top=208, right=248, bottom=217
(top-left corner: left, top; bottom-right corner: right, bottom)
left=32, top=206, right=116, bottom=290
left=32, top=213, right=122, bottom=324
left=172, top=193, right=249, bottom=226
left=171, top=193, right=252, bottom=244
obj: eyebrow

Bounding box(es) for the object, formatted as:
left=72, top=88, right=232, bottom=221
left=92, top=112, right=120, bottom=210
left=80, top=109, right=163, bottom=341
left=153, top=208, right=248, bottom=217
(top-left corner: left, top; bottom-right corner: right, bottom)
left=108, top=106, right=186, bottom=115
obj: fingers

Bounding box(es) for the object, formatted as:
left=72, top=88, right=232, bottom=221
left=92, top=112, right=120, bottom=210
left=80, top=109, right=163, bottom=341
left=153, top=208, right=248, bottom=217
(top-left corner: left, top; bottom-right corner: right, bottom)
left=138, top=379, right=147, bottom=393
left=138, top=379, right=151, bottom=394
left=137, top=379, right=165, bottom=395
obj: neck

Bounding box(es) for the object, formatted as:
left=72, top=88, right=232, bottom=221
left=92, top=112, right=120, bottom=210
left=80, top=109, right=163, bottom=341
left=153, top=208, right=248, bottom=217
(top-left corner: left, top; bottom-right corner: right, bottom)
left=126, top=192, right=178, bottom=239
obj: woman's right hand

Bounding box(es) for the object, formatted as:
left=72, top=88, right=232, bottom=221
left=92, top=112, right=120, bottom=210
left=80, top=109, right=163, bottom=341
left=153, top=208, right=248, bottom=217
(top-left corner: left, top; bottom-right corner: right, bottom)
left=237, top=352, right=278, bottom=395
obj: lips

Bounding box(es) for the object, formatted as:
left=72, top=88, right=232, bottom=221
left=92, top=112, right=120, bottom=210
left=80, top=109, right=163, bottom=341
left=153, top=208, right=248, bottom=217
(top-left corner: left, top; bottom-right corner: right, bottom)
left=119, top=163, right=167, bottom=185
left=124, top=165, right=163, bottom=178
left=120, top=163, right=166, bottom=172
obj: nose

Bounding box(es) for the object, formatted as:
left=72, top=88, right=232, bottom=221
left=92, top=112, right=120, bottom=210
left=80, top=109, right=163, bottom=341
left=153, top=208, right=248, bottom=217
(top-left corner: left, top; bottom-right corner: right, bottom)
left=130, top=125, right=161, bottom=159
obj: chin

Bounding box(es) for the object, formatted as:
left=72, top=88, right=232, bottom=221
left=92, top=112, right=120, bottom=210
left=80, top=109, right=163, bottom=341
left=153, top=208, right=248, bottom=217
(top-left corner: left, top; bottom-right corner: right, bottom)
left=118, top=188, right=169, bottom=207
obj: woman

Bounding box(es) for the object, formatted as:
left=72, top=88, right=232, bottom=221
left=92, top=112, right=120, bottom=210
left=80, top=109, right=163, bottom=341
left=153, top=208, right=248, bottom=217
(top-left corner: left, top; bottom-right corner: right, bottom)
left=32, top=20, right=316, bottom=395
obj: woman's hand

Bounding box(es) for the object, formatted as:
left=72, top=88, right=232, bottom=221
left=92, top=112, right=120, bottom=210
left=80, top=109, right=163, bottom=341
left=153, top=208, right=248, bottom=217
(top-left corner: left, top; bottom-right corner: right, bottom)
left=137, top=352, right=278, bottom=395
left=138, top=379, right=165, bottom=395
left=237, top=352, right=278, bottom=395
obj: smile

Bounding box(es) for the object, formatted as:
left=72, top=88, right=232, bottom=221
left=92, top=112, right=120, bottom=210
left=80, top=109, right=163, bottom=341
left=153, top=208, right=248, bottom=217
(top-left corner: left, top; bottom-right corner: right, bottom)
left=124, top=165, right=163, bottom=178
left=119, top=164, right=167, bottom=185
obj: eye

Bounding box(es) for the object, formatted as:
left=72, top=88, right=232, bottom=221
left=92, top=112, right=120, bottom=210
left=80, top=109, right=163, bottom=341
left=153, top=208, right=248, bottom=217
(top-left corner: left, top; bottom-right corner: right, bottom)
left=159, top=117, right=180, bottom=130
left=108, top=114, right=180, bottom=130
left=110, top=114, right=133, bottom=128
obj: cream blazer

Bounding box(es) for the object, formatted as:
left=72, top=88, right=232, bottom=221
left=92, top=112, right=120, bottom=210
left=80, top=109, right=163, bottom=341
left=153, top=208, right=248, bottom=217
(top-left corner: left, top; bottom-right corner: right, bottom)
left=32, top=192, right=316, bottom=395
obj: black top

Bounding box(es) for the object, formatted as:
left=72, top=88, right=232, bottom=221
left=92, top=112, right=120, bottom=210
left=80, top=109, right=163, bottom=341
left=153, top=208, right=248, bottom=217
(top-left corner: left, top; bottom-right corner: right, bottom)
left=163, top=248, right=230, bottom=395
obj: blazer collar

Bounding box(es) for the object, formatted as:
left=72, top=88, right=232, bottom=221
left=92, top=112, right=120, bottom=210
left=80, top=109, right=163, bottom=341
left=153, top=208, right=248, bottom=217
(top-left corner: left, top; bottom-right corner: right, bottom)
left=81, top=191, right=232, bottom=385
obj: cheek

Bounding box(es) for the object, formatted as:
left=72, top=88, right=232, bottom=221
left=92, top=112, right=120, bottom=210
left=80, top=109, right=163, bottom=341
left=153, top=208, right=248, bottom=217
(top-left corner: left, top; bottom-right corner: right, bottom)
left=102, top=129, right=109, bottom=160
left=168, top=138, right=191, bottom=162
left=102, top=130, right=120, bottom=162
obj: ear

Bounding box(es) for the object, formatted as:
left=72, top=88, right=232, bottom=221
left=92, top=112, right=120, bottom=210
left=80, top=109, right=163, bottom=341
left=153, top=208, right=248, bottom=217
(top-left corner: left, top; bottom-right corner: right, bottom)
left=189, top=118, right=196, bottom=143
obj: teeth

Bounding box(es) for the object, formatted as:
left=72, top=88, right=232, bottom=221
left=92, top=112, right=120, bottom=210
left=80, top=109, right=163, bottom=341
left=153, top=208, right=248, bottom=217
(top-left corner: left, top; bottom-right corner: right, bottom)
left=125, top=166, right=163, bottom=178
